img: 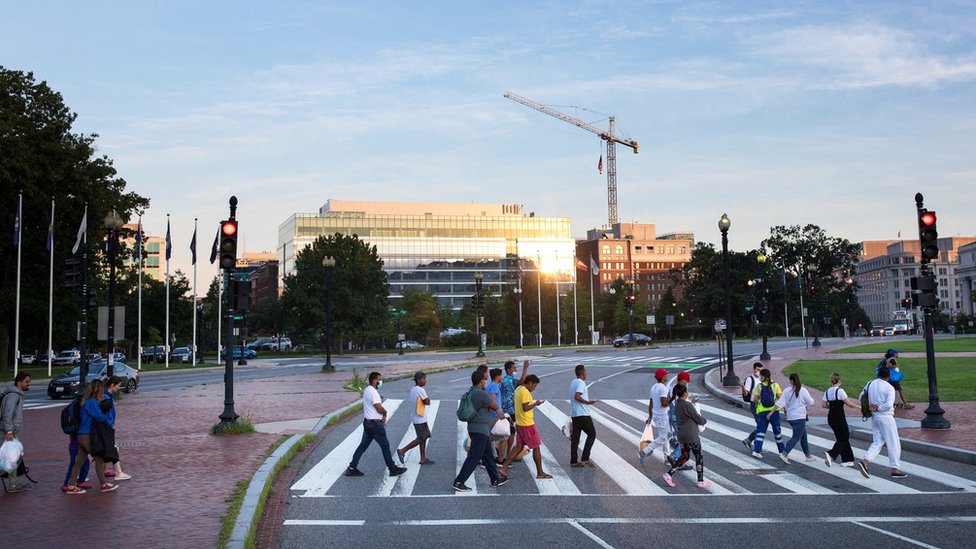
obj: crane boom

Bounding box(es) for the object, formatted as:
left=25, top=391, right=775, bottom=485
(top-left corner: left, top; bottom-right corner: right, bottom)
left=504, top=90, right=639, bottom=226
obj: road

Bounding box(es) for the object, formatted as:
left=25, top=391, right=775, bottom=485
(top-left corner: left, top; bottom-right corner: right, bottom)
left=279, top=340, right=976, bottom=548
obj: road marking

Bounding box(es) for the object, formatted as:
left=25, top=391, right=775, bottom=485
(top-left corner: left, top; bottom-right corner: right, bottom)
left=285, top=515, right=976, bottom=527
left=851, top=521, right=941, bottom=549
left=291, top=399, right=403, bottom=497
left=375, top=400, right=440, bottom=497
left=531, top=437, right=583, bottom=496
left=282, top=520, right=366, bottom=526
left=589, top=367, right=639, bottom=387
left=455, top=411, right=482, bottom=496
left=568, top=519, right=616, bottom=549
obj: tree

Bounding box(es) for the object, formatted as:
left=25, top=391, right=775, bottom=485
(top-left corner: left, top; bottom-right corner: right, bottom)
left=0, top=67, right=149, bottom=374
left=398, top=290, right=441, bottom=345
left=680, top=243, right=764, bottom=339
left=280, top=233, right=388, bottom=352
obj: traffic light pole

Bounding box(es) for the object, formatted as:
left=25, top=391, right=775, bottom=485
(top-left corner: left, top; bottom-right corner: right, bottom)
left=217, top=197, right=240, bottom=431
left=916, top=193, right=949, bottom=430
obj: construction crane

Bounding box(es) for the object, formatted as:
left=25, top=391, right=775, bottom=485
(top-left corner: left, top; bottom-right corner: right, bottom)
left=504, top=90, right=639, bottom=227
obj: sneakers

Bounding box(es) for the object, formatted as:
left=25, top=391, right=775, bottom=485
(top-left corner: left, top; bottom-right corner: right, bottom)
left=389, top=466, right=408, bottom=477
left=64, top=485, right=86, bottom=495
left=7, top=483, right=28, bottom=493
left=396, top=448, right=406, bottom=464
left=751, top=451, right=763, bottom=459
left=857, top=461, right=870, bottom=479
left=114, top=472, right=132, bottom=481
left=741, top=438, right=752, bottom=450
left=78, top=482, right=93, bottom=489
left=824, top=451, right=832, bottom=468
left=696, top=480, right=712, bottom=489
left=492, top=476, right=509, bottom=487
left=841, top=462, right=855, bottom=468
left=104, top=470, right=115, bottom=478
left=891, top=471, right=908, bottom=479
left=452, top=481, right=472, bottom=492
left=100, top=483, right=118, bottom=493
left=345, top=467, right=364, bottom=477
left=637, top=450, right=646, bottom=466
left=778, top=453, right=790, bottom=464
left=804, top=455, right=818, bottom=462
left=662, top=474, right=676, bottom=488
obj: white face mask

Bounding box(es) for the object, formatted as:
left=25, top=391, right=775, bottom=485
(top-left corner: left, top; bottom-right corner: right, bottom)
left=377, top=380, right=383, bottom=389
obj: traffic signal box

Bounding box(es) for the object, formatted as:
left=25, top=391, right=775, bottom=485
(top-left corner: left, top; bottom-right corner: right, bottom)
left=220, top=220, right=238, bottom=270
left=623, top=294, right=635, bottom=311
left=918, top=209, right=939, bottom=263
left=911, top=276, right=937, bottom=309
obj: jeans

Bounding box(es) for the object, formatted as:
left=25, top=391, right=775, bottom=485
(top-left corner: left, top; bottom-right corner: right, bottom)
left=63, top=445, right=91, bottom=486
left=455, top=432, right=500, bottom=484
left=753, top=410, right=785, bottom=454
left=783, top=418, right=810, bottom=456
left=747, top=402, right=759, bottom=442
left=349, top=420, right=397, bottom=470
left=570, top=416, right=596, bottom=463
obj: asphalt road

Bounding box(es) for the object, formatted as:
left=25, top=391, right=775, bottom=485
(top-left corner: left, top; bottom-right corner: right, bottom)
left=278, top=341, right=976, bottom=549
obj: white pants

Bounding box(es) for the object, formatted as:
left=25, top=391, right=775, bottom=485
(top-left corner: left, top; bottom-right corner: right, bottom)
left=864, top=414, right=901, bottom=469
left=642, top=416, right=670, bottom=455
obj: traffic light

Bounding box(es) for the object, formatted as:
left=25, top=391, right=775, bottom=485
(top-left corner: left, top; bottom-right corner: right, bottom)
left=808, top=284, right=816, bottom=295
left=65, top=257, right=81, bottom=289
left=918, top=209, right=938, bottom=263
left=623, top=294, right=635, bottom=311
left=900, top=298, right=911, bottom=309
left=910, top=275, right=938, bottom=309
left=219, top=220, right=238, bottom=270
left=233, top=280, right=251, bottom=311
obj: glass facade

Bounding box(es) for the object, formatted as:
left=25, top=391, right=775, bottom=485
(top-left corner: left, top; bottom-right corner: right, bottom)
left=278, top=202, right=575, bottom=308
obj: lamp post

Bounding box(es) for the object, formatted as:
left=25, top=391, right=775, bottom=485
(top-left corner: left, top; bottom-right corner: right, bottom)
left=719, top=214, right=738, bottom=386
left=808, top=263, right=821, bottom=347
left=103, top=210, right=124, bottom=377
left=757, top=253, right=771, bottom=361
left=321, top=256, right=336, bottom=371
left=844, top=276, right=854, bottom=339
left=514, top=274, right=524, bottom=349
left=626, top=279, right=635, bottom=347
left=474, top=272, right=486, bottom=357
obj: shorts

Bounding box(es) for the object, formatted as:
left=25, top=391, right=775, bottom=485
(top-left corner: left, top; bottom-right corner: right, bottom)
left=515, top=424, right=542, bottom=450
left=412, top=422, right=431, bottom=441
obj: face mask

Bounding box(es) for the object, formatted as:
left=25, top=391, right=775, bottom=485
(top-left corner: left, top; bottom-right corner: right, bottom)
left=377, top=380, right=383, bottom=389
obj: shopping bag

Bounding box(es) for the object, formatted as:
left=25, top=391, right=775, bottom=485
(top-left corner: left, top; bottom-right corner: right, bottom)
left=694, top=402, right=706, bottom=433
left=415, top=397, right=425, bottom=417
left=491, top=419, right=510, bottom=437
left=561, top=417, right=573, bottom=439
left=0, top=439, right=24, bottom=475
left=638, top=420, right=654, bottom=454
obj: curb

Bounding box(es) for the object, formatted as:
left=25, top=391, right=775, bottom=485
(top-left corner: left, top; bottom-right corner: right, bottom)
left=701, top=365, right=976, bottom=466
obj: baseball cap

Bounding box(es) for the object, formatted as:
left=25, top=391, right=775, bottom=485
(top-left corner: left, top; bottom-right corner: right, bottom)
left=413, top=371, right=426, bottom=381
left=677, top=371, right=691, bottom=382
left=888, top=349, right=899, bottom=355
left=655, top=368, right=669, bottom=381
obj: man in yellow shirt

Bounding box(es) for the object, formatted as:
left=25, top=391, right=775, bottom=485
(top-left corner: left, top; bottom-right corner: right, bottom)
left=750, top=368, right=786, bottom=459
left=499, top=375, right=551, bottom=479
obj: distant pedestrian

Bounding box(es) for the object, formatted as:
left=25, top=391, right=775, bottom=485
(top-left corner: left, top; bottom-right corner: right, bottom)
left=638, top=369, right=671, bottom=465
left=777, top=373, right=816, bottom=464
left=500, top=374, right=551, bottom=479
left=858, top=367, right=907, bottom=479
left=485, top=368, right=510, bottom=462
left=397, top=371, right=433, bottom=465
left=453, top=370, right=508, bottom=491
left=569, top=365, right=598, bottom=468
left=65, top=379, right=117, bottom=494
left=1, top=372, right=30, bottom=492
left=661, top=384, right=710, bottom=489
left=346, top=372, right=408, bottom=478
left=739, top=363, right=763, bottom=450
left=751, top=369, right=786, bottom=459
left=881, top=350, right=913, bottom=409
left=500, top=360, right=528, bottom=459
left=102, top=376, right=132, bottom=481
left=666, top=371, right=696, bottom=468
left=822, top=373, right=860, bottom=467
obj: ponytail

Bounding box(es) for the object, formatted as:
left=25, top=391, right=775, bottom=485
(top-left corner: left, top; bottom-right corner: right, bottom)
left=789, top=373, right=801, bottom=398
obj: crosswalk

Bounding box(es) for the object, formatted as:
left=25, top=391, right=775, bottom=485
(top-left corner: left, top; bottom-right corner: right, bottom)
left=529, top=354, right=721, bottom=368
left=290, top=397, right=976, bottom=499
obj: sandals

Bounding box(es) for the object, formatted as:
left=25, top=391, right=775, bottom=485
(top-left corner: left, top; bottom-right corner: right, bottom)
left=536, top=473, right=553, bottom=479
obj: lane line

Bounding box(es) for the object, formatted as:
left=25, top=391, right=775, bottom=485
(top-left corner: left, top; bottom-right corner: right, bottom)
left=568, top=519, right=616, bottom=549
left=284, top=516, right=976, bottom=527
left=588, top=367, right=639, bottom=387
left=851, top=521, right=941, bottom=549
left=376, top=400, right=440, bottom=497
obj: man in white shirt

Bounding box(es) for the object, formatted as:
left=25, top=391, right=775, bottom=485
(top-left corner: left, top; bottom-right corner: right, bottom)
left=397, top=371, right=433, bottom=465
left=347, top=372, right=408, bottom=477
left=570, top=365, right=598, bottom=467
left=638, top=369, right=671, bottom=465
left=857, top=367, right=907, bottom=479
left=739, top=362, right=763, bottom=449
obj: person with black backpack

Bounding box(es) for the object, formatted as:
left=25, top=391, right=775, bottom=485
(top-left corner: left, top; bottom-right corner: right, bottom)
left=1, top=373, right=31, bottom=492
left=750, top=369, right=786, bottom=459
left=738, top=363, right=763, bottom=450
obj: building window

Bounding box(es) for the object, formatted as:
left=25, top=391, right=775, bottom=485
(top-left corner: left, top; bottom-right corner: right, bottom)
left=615, top=245, right=624, bottom=255
left=602, top=245, right=611, bottom=255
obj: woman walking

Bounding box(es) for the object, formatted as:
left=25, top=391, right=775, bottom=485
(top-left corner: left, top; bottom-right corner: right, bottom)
left=822, top=373, right=860, bottom=467
left=64, top=379, right=118, bottom=494
left=778, top=373, right=816, bottom=464
left=661, top=384, right=710, bottom=489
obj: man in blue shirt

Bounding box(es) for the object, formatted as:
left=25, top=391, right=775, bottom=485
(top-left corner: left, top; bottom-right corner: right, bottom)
left=569, top=365, right=598, bottom=467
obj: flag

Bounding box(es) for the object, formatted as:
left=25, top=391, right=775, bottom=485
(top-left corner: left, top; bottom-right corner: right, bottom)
left=189, top=225, right=197, bottom=265
left=597, top=155, right=603, bottom=174
left=209, top=227, right=219, bottom=264
left=134, top=220, right=142, bottom=260
left=71, top=206, right=87, bottom=254
left=46, top=201, right=55, bottom=251
left=590, top=257, right=600, bottom=275
left=576, top=257, right=587, bottom=271
left=13, top=194, right=22, bottom=247
left=165, top=217, right=172, bottom=261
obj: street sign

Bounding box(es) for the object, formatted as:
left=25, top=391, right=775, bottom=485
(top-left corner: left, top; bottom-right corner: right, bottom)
left=397, top=333, right=405, bottom=341
left=96, top=306, right=126, bottom=340
left=647, top=315, right=656, bottom=325
left=714, top=318, right=726, bottom=332
left=665, top=315, right=675, bottom=326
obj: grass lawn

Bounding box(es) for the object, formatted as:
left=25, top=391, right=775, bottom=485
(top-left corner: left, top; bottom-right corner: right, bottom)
left=830, top=336, right=976, bottom=354
left=784, top=357, right=976, bottom=402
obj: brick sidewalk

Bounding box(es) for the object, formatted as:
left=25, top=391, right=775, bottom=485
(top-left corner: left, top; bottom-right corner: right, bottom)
left=709, top=341, right=976, bottom=453
left=0, top=359, right=465, bottom=548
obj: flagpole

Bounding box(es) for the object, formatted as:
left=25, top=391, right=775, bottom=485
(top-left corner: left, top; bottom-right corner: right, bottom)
left=137, top=217, right=143, bottom=372
left=165, top=213, right=171, bottom=368
left=47, top=199, right=55, bottom=377
left=573, top=255, right=579, bottom=346
left=192, top=218, right=198, bottom=366
left=536, top=251, right=542, bottom=348
left=589, top=253, right=596, bottom=345
left=217, top=272, right=223, bottom=358
left=14, top=192, right=23, bottom=377
left=554, top=253, right=561, bottom=347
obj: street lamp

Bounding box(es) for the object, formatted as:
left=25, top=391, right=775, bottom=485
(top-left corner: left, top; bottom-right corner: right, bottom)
left=719, top=214, right=738, bottom=386
left=844, top=276, right=854, bottom=339
left=807, top=263, right=821, bottom=347
left=103, top=210, right=124, bottom=377
left=513, top=274, right=524, bottom=349
left=757, top=253, right=771, bottom=361
left=321, top=256, right=336, bottom=372
left=474, top=272, right=485, bottom=357
left=626, top=279, right=635, bottom=347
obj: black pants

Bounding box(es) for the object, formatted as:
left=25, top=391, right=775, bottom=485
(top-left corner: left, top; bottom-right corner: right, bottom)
left=668, top=441, right=704, bottom=482
left=827, top=411, right=855, bottom=463
left=455, top=432, right=500, bottom=484
left=570, top=416, right=596, bottom=463
left=349, top=420, right=397, bottom=471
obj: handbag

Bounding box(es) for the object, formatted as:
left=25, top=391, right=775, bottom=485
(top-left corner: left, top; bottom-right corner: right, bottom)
left=491, top=419, right=510, bottom=437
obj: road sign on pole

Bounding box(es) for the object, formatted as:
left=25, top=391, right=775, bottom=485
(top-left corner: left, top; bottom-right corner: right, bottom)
left=647, top=315, right=655, bottom=325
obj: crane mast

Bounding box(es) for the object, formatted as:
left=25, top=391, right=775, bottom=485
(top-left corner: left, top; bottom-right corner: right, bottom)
left=504, top=91, right=639, bottom=226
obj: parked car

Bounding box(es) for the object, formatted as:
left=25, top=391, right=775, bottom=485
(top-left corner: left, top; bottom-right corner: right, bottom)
left=395, top=340, right=425, bottom=350
left=20, top=353, right=36, bottom=365
left=142, top=345, right=166, bottom=363
left=869, top=327, right=885, bottom=337
left=293, top=343, right=318, bottom=352
left=272, top=337, right=292, bottom=351
left=612, top=333, right=653, bottom=347
left=246, top=338, right=274, bottom=350
left=884, top=326, right=895, bottom=336
left=170, top=347, right=193, bottom=363
left=48, top=362, right=140, bottom=399
left=853, top=328, right=868, bottom=337
left=250, top=337, right=292, bottom=352
left=220, top=346, right=257, bottom=360
left=107, top=351, right=126, bottom=364
left=53, top=349, right=81, bottom=366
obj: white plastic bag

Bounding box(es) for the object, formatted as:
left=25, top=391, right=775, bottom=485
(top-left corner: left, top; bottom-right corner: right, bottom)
left=491, top=418, right=510, bottom=437
left=561, top=417, right=572, bottom=439
left=693, top=403, right=706, bottom=433
left=0, top=439, right=24, bottom=474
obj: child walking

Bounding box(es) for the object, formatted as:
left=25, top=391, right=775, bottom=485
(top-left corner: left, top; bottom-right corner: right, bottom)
left=662, top=384, right=710, bottom=489
left=397, top=371, right=433, bottom=465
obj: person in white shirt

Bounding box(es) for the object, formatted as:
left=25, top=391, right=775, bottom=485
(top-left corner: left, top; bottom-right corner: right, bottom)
left=857, top=367, right=907, bottom=479
left=739, top=363, right=763, bottom=450
left=638, top=369, right=671, bottom=465
left=569, top=365, right=598, bottom=467
left=777, top=373, right=816, bottom=464
left=346, top=372, right=408, bottom=478
left=397, top=371, right=433, bottom=465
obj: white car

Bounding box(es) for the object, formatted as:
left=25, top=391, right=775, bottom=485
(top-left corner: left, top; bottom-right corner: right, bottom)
left=396, top=340, right=425, bottom=350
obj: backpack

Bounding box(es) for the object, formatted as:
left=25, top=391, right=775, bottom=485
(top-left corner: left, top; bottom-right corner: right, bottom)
left=759, top=382, right=776, bottom=408
left=456, top=389, right=478, bottom=422
left=860, top=381, right=873, bottom=420
left=60, top=397, right=83, bottom=435
left=876, top=358, right=888, bottom=377
left=741, top=376, right=755, bottom=404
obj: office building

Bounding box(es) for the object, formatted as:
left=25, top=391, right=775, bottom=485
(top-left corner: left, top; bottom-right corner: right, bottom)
left=121, top=223, right=165, bottom=282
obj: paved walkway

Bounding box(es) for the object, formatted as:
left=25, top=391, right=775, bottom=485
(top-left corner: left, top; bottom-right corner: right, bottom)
left=0, top=358, right=467, bottom=548
left=708, top=341, right=976, bottom=453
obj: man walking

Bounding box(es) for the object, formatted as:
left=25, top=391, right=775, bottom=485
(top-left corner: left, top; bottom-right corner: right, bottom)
left=347, top=372, right=408, bottom=477
left=500, top=374, right=551, bottom=479
left=453, top=370, right=508, bottom=491
left=397, top=371, right=433, bottom=465
left=500, top=360, right=528, bottom=457
left=739, top=362, right=763, bottom=449
left=638, top=369, right=671, bottom=465
left=569, top=365, right=598, bottom=468
left=857, top=367, right=907, bottom=479
left=1, top=372, right=31, bottom=492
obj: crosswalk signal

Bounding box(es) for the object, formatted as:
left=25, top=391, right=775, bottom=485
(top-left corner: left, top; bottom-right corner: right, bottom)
left=219, top=220, right=238, bottom=270
left=918, top=209, right=939, bottom=263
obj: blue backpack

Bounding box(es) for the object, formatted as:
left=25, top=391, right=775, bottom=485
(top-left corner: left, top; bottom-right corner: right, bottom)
left=759, top=383, right=776, bottom=408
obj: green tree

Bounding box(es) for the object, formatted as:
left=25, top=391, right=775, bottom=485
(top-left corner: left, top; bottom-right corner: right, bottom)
left=680, top=243, right=764, bottom=339
left=398, top=290, right=441, bottom=345
left=0, top=67, right=149, bottom=374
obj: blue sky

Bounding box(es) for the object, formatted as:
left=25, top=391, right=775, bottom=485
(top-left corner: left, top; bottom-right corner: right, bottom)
left=5, top=1, right=976, bottom=287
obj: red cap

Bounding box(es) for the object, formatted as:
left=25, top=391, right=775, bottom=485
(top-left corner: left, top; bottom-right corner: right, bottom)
left=655, top=368, right=669, bottom=381
left=677, top=371, right=691, bottom=382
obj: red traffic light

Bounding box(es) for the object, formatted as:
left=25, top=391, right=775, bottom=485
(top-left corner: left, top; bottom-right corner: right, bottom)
left=221, top=221, right=237, bottom=236
left=920, top=211, right=937, bottom=227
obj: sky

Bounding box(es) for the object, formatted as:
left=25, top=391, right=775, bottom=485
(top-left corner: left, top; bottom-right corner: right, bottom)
left=5, top=1, right=976, bottom=291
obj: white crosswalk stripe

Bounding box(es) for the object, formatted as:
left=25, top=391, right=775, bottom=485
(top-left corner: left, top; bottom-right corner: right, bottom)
left=376, top=401, right=441, bottom=497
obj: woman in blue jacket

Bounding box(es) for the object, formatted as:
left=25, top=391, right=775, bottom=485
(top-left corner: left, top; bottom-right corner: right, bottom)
left=64, top=379, right=117, bottom=494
